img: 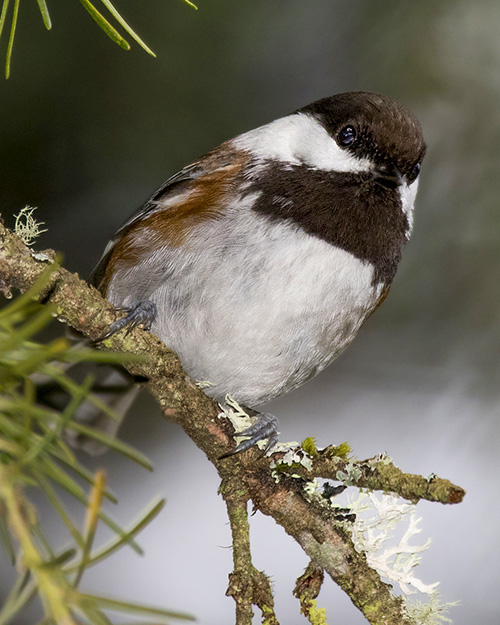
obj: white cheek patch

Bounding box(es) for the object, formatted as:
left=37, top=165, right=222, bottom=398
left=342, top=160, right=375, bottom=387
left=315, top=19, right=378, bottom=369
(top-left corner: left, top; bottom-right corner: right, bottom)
left=232, top=113, right=372, bottom=174
left=400, top=178, right=419, bottom=236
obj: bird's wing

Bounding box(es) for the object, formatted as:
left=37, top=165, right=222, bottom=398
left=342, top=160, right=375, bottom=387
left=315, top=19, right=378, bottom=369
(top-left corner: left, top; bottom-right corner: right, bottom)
left=90, top=144, right=248, bottom=291
left=115, top=163, right=205, bottom=233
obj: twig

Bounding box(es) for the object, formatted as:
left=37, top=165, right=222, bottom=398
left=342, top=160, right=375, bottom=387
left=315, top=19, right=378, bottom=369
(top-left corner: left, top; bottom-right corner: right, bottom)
left=221, top=479, right=279, bottom=624
left=281, top=448, right=464, bottom=505
left=222, top=482, right=254, bottom=625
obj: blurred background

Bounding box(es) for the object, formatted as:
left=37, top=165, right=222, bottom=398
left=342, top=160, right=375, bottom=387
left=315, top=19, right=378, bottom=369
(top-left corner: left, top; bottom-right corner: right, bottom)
left=1, top=0, right=499, bottom=623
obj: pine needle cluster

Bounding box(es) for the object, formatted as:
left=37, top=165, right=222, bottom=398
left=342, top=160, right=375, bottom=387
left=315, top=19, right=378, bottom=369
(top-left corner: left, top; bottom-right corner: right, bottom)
left=0, top=0, right=198, bottom=79
left=0, top=271, right=193, bottom=624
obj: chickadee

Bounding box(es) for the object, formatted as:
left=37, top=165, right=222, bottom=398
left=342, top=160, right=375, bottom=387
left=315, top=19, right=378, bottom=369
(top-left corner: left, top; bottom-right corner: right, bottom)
left=91, top=92, right=426, bottom=455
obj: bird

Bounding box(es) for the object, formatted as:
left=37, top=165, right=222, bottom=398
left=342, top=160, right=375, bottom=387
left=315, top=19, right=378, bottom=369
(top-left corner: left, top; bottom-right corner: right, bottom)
left=89, top=91, right=426, bottom=456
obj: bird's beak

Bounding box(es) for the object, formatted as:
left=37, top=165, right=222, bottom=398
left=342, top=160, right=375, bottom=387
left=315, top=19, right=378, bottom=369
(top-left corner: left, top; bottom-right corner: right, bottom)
left=373, top=164, right=403, bottom=189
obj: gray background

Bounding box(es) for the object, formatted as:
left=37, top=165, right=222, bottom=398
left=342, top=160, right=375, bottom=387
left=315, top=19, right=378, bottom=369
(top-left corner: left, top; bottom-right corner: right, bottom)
left=1, top=1, right=499, bottom=623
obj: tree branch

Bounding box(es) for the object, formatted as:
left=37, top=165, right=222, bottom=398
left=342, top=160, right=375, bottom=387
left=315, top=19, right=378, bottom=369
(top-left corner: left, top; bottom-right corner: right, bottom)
left=221, top=479, right=279, bottom=625
left=0, top=216, right=465, bottom=624
left=278, top=448, right=464, bottom=505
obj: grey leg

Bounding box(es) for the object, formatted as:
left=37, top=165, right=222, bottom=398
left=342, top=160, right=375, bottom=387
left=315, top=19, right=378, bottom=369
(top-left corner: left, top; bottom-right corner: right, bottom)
left=98, top=301, right=157, bottom=341
left=220, top=411, right=280, bottom=458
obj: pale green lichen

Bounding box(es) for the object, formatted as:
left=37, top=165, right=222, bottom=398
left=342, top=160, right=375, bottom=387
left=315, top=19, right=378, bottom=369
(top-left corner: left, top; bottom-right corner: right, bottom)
left=219, top=394, right=301, bottom=454
left=196, top=379, right=215, bottom=389
left=270, top=445, right=316, bottom=483
left=14, top=206, right=47, bottom=245
left=404, top=592, right=459, bottom=625
left=271, top=469, right=281, bottom=484
left=303, top=479, right=320, bottom=499
left=32, top=252, right=52, bottom=262
left=343, top=491, right=439, bottom=596
left=280, top=447, right=313, bottom=470
left=371, top=451, right=393, bottom=466
left=336, top=460, right=362, bottom=486
left=218, top=394, right=256, bottom=444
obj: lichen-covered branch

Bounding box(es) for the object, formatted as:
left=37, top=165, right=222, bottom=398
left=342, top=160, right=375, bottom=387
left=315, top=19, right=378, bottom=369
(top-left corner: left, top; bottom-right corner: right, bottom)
left=222, top=484, right=255, bottom=625
left=281, top=448, right=464, bottom=505
left=0, top=216, right=465, bottom=625
left=221, top=480, right=278, bottom=625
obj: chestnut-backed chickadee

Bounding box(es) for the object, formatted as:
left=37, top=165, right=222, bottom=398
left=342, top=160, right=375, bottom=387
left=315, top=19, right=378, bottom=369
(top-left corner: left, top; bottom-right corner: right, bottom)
left=91, top=92, right=426, bottom=455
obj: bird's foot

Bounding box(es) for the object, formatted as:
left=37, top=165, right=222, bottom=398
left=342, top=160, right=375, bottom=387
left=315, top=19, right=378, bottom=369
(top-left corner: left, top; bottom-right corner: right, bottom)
left=98, top=300, right=157, bottom=341
left=220, top=410, right=280, bottom=458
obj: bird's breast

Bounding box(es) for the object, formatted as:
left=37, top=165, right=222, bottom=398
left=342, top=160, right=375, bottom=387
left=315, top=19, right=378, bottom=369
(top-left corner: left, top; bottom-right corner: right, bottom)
left=245, top=161, right=410, bottom=285
left=148, top=211, right=386, bottom=405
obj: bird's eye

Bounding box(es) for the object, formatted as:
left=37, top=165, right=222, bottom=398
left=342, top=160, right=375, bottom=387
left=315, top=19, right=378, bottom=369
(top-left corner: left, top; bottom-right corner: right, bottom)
left=337, top=125, right=356, bottom=147
left=407, top=162, right=421, bottom=183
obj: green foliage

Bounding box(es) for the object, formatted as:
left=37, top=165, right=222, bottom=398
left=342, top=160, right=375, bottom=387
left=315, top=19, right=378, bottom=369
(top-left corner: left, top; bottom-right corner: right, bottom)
left=0, top=276, right=194, bottom=624
left=0, top=0, right=198, bottom=78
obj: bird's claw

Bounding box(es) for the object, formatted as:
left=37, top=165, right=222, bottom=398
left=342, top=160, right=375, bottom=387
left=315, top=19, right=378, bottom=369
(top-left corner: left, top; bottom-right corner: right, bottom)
left=98, top=300, right=157, bottom=342
left=220, top=412, right=279, bottom=459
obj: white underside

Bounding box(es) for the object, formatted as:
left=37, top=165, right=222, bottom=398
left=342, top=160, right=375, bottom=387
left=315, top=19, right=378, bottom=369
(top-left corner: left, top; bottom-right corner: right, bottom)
left=107, top=196, right=384, bottom=406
